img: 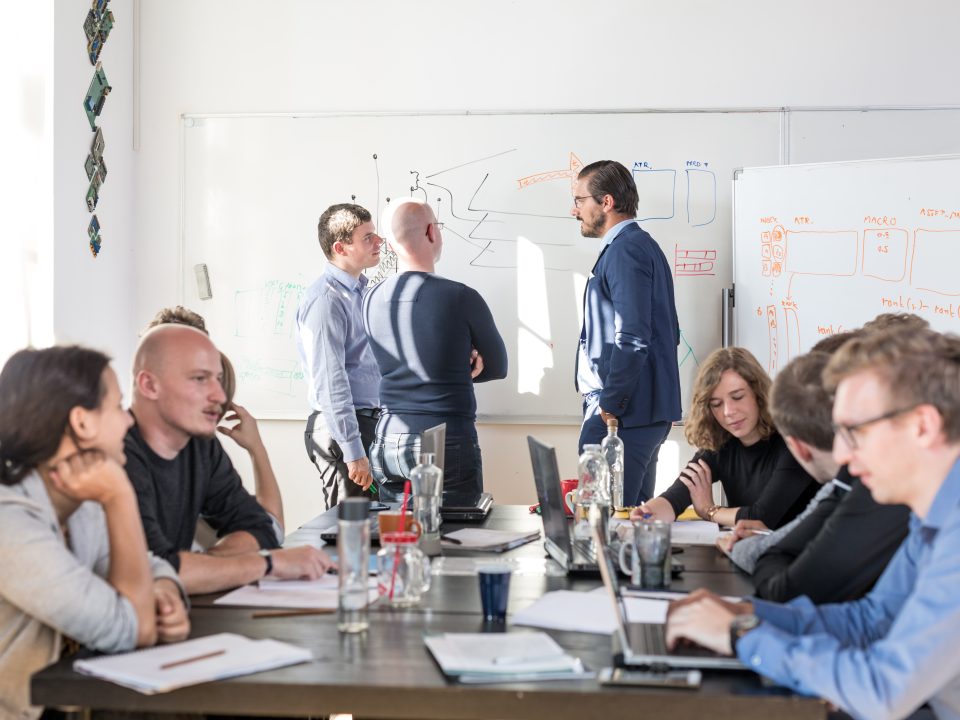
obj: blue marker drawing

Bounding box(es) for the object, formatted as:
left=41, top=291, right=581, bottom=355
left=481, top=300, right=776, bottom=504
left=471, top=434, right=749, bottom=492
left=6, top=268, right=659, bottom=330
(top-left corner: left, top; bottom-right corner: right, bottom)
left=633, top=167, right=676, bottom=221
left=686, top=169, right=717, bottom=227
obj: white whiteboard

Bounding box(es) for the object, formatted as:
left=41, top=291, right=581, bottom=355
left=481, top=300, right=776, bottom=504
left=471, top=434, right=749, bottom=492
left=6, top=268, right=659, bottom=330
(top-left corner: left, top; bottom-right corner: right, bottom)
left=180, top=112, right=783, bottom=420
left=733, top=154, right=960, bottom=373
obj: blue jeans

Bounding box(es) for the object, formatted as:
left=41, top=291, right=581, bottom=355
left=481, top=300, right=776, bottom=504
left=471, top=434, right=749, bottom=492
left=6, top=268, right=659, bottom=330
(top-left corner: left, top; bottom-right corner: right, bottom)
left=370, top=432, right=483, bottom=506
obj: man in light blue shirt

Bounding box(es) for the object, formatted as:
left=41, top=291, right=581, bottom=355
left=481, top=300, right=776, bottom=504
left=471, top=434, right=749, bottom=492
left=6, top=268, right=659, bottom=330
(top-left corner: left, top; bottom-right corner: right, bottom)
left=296, top=204, right=383, bottom=509
left=666, top=325, right=960, bottom=720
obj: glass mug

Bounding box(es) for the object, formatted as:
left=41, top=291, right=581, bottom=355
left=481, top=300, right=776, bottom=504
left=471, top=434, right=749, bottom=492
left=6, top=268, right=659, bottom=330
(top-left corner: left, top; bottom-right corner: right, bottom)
left=618, top=519, right=671, bottom=589
left=377, top=511, right=422, bottom=539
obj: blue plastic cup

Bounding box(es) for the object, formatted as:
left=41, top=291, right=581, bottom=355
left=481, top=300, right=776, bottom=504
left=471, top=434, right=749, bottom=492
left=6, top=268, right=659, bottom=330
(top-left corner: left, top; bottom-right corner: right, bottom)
left=478, top=566, right=511, bottom=622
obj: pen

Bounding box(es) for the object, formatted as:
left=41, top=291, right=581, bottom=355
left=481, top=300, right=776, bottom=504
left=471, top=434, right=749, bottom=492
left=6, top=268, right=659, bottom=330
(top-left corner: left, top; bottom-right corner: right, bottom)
left=440, top=534, right=462, bottom=545
left=251, top=608, right=337, bottom=619
left=160, top=649, right=226, bottom=670
left=750, top=529, right=772, bottom=536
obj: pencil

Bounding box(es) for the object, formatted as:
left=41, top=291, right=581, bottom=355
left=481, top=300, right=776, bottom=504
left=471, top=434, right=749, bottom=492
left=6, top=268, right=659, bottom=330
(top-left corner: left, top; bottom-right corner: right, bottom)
left=160, top=649, right=226, bottom=670
left=251, top=608, right=337, bottom=619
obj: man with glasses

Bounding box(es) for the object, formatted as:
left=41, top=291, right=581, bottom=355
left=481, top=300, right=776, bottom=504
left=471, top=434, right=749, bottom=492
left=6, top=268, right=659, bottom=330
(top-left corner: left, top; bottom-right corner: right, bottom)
left=572, top=160, right=681, bottom=505
left=363, top=199, right=507, bottom=505
left=665, top=325, right=960, bottom=720
left=296, top=203, right=384, bottom=510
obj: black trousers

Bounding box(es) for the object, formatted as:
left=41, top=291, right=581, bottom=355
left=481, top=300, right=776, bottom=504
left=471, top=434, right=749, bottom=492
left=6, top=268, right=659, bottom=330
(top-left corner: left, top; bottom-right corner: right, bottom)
left=304, top=409, right=379, bottom=510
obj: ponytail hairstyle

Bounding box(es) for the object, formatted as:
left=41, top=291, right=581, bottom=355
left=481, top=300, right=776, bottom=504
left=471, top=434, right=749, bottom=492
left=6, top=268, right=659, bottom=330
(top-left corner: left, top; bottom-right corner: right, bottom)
left=0, top=346, right=111, bottom=485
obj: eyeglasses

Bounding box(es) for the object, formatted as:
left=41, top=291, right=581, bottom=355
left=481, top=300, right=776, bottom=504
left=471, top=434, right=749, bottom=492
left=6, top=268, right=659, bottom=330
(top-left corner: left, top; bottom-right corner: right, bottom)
left=832, top=405, right=918, bottom=449
left=572, top=196, right=597, bottom=209
left=430, top=222, right=444, bottom=230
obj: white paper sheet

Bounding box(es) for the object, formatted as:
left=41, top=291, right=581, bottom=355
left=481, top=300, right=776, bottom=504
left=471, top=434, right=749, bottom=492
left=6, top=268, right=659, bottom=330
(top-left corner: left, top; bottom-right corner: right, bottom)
left=214, top=577, right=377, bottom=609
left=511, top=587, right=668, bottom=634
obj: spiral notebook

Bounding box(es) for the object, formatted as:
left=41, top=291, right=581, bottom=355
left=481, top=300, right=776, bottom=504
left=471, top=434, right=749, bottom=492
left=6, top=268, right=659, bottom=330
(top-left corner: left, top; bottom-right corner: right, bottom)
left=73, top=632, right=313, bottom=694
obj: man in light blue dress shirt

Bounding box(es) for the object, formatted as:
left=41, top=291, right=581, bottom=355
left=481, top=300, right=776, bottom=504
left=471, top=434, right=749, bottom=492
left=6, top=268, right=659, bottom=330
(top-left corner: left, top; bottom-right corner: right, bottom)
left=665, top=325, right=960, bottom=720
left=296, top=204, right=383, bottom=509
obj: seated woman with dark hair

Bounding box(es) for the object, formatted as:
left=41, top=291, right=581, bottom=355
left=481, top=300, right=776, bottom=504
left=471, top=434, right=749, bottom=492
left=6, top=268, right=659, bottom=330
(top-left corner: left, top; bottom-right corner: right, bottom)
left=633, top=347, right=818, bottom=529
left=0, top=346, right=190, bottom=720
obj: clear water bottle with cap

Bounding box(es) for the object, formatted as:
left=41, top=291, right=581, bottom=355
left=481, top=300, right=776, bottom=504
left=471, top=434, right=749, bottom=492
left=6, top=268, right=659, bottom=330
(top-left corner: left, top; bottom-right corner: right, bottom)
left=410, top=452, right=443, bottom=556
left=337, top=497, right=370, bottom=633
left=574, top=444, right=611, bottom=545
left=601, top=418, right=625, bottom=510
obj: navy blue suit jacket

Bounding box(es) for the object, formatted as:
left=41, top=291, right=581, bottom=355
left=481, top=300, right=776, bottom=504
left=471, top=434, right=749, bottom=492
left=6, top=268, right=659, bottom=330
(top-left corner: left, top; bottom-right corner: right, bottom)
left=576, top=221, right=682, bottom=427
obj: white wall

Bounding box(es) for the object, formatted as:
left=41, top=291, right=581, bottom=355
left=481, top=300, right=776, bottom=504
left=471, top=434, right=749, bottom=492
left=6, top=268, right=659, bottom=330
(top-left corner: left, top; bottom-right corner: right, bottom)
left=2, top=1, right=54, bottom=365
left=120, top=0, right=960, bottom=530
left=54, top=0, right=136, bottom=382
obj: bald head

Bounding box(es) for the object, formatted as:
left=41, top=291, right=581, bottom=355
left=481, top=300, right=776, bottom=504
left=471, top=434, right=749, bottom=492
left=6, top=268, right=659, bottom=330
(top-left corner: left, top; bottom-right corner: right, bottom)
left=131, top=323, right=227, bottom=455
left=134, top=324, right=214, bottom=377
left=388, top=199, right=441, bottom=271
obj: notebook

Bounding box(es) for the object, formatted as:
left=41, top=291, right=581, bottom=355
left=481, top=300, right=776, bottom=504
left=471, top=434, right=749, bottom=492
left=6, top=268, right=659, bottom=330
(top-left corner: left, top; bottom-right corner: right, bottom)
left=423, top=631, right=590, bottom=684
left=591, top=514, right=745, bottom=671
left=73, top=632, right=313, bottom=694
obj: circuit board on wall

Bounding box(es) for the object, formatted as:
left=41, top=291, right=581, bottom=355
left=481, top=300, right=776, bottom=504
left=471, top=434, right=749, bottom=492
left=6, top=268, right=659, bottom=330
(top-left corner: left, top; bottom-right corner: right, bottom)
left=83, top=0, right=112, bottom=257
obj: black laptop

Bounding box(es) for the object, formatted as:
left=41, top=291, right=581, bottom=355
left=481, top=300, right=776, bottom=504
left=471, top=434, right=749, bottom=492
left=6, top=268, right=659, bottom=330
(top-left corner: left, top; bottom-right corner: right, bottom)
left=527, top=435, right=598, bottom=572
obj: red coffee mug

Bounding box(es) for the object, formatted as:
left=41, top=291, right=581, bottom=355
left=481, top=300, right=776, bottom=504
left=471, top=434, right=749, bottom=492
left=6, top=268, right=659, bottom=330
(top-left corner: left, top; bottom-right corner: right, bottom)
left=560, top=479, right=579, bottom=517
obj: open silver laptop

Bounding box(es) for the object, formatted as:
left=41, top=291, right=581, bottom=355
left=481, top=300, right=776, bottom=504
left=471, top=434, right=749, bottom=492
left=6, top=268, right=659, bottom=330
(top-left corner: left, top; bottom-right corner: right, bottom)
left=591, top=509, right=745, bottom=671
left=422, top=423, right=493, bottom=522
left=527, top=436, right=598, bottom=572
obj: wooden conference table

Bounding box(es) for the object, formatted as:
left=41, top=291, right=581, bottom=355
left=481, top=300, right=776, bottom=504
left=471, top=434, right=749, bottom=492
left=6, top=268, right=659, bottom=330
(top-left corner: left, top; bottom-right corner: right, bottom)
left=32, top=506, right=827, bottom=719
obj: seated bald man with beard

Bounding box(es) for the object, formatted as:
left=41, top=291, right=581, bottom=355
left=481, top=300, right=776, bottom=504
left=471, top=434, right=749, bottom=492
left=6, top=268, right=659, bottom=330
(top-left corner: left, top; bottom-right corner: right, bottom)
left=124, top=325, right=331, bottom=594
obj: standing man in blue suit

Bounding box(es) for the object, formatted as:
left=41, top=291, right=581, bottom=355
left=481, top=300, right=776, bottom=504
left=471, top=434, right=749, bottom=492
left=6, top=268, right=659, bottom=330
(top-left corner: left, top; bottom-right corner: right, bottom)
left=572, top=160, right=682, bottom=505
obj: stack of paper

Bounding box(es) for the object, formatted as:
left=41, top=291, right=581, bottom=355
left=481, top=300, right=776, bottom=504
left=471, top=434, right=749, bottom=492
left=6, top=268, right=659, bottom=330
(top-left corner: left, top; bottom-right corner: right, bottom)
left=214, top=574, right=378, bottom=609
left=671, top=520, right=721, bottom=546
left=73, top=632, right=312, bottom=694
left=424, top=632, right=590, bottom=683
left=439, top=528, right=540, bottom=552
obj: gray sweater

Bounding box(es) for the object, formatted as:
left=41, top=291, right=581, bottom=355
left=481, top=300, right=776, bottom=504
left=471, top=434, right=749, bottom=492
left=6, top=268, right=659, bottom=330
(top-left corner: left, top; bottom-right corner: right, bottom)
left=0, top=473, right=180, bottom=720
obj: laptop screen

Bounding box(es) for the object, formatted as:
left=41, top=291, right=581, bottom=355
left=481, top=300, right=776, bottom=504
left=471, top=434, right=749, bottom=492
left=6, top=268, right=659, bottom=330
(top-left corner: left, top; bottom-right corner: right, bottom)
left=591, top=509, right=633, bottom=653
left=527, top=436, right=572, bottom=553
left=421, top=423, right=446, bottom=472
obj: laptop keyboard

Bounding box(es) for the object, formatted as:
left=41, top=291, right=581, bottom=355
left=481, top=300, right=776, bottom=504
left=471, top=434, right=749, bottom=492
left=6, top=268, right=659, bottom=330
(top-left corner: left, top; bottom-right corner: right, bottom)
left=631, top=623, right=721, bottom=658
left=640, top=623, right=669, bottom=656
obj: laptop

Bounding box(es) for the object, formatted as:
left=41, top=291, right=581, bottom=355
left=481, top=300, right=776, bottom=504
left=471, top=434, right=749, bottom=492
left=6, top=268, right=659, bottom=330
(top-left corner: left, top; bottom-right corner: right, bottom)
left=591, top=509, right=745, bottom=671
left=527, top=435, right=598, bottom=572
left=422, top=423, right=494, bottom=522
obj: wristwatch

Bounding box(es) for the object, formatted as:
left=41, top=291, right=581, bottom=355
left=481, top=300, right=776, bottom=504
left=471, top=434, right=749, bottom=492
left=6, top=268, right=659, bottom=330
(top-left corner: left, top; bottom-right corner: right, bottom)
left=258, top=549, right=273, bottom=577
left=729, top=613, right=761, bottom=654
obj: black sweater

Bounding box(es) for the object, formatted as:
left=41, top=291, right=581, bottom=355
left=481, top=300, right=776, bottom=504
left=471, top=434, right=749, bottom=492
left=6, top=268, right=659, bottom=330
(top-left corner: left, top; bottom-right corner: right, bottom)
left=659, top=433, right=819, bottom=529
left=753, top=473, right=911, bottom=603
left=124, top=423, right=280, bottom=571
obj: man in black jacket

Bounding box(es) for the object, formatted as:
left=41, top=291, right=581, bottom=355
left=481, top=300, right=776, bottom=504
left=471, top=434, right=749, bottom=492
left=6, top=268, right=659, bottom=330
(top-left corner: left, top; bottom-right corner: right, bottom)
left=720, top=350, right=910, bottom=603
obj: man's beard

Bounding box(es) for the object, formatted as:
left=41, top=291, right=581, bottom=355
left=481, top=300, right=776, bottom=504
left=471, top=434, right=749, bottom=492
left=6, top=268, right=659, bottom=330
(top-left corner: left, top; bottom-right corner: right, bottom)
left=579, top=214, right=604, bottom=238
